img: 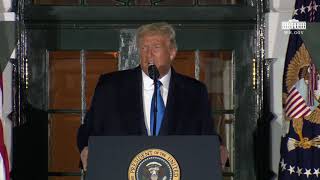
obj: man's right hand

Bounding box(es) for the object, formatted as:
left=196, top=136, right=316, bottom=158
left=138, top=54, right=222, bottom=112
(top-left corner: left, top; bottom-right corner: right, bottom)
left=80, top=146, right=89, bottom=171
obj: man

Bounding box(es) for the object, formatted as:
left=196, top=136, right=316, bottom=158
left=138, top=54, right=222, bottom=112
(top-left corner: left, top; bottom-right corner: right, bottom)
left=77, top=22, right=227, bottom=170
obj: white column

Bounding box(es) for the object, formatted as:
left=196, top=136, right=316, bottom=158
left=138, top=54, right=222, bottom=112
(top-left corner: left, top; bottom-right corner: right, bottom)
left=2, top=58, right=13, bottom=172
left=265, top=0, right=295, bottom=178
left=0, top=0, right=11, bottom=12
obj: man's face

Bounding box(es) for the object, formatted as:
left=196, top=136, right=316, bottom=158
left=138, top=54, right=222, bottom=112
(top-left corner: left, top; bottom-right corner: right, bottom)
left=139, top=34, right=177, bottom=77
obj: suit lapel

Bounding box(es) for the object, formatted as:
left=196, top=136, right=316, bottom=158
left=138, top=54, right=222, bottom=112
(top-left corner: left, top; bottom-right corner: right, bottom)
left=159, top=68, right=179, bottom=135
left=125, top=66, right=148, bottom=136
left=136, top=67, right=149, bottom=136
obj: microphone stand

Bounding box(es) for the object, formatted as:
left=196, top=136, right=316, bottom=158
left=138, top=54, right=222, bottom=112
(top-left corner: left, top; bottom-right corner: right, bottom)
left=152, top=77, right=157, bottom=136
left=148, top=65, right=159, bottom=136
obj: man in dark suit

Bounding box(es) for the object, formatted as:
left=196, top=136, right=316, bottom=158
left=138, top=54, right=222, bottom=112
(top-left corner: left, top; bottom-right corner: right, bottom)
left=77, top=22, right=227, bottom=170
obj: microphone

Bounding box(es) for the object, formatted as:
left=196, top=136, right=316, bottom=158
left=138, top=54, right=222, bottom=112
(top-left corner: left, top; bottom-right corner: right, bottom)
left=148, top=64, right=160, bottom=80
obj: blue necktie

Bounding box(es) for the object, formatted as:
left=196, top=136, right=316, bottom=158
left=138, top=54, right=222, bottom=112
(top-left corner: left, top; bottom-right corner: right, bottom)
left=150, top=80, right=165, bottom=136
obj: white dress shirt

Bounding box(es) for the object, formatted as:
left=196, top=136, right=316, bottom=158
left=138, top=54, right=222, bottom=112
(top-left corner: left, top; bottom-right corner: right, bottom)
left=142, top=68, right=171, bottom=136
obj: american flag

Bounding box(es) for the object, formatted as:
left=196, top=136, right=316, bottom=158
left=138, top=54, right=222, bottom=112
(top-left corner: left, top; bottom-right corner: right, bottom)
left=0, top=75, right=10, bottom=180
left=285, top=82, right=312, bottom=119
left=280, top=0, right=320, bottom=179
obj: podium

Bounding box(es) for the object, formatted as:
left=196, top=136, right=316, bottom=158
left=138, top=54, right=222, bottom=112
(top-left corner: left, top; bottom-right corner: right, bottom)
left=86, top=136, right=222, bottom=180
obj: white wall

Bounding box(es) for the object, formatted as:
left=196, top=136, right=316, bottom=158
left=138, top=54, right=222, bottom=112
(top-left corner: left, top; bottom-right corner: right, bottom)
left=266, top=0, right=295, bottom=178
left=0, top=0, right=11, bottom=12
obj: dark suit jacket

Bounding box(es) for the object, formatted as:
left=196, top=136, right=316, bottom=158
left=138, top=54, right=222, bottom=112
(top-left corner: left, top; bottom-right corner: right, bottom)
left=77, top=66, right=216, bottom=152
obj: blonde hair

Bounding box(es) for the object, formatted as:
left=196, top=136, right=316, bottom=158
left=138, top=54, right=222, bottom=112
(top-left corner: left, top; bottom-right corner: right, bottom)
left=136, top=22, right=177, bottom=49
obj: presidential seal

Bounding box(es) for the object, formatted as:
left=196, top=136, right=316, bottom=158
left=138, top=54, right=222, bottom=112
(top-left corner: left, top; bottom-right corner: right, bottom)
left=128, top=149, right=180, bottom=180
left=283, top=43, right=320, bottom=151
